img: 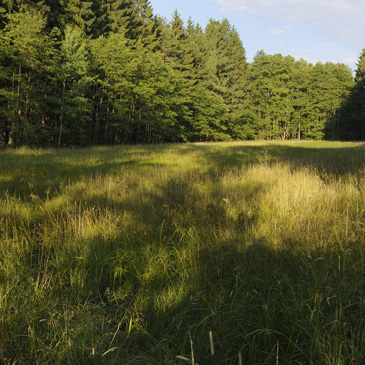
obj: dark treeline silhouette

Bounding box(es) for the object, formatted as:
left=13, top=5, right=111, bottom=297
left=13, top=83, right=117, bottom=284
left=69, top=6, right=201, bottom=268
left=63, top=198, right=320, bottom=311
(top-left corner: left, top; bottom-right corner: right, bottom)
left=332, top=49, right=365, bottom=140
left=0, top=0, right=363, bottom=146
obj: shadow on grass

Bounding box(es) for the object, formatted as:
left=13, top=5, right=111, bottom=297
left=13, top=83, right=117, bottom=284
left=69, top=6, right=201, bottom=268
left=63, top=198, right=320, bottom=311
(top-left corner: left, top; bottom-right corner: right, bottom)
left=0, top=142, right=364, bottom=199
left=46, top=166, right=363, bottom=363
left=0, top=146, right=168, bottom=198
left=111, top=165, right=364, bottom=363
left=175, top=240, right=365, bottom=364
left=197, top=142, right=365, bottom=177
left=1, top=142, right=365, bottom=363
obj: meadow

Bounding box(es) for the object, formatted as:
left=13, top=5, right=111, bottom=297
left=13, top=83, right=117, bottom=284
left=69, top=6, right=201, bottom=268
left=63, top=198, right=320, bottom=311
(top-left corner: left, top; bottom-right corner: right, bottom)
left=0, top=141, right=364, bottom=364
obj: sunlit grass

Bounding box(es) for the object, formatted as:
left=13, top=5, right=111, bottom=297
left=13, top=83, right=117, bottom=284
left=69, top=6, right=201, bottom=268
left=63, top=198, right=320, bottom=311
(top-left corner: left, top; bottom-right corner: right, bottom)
left=0, top=141, right=364, bottom=363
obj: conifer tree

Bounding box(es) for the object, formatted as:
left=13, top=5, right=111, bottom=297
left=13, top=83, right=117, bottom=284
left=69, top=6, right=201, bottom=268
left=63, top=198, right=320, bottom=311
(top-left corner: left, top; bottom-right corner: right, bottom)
left=355, top=49, right=365, bottom=139
left=133, top=0, right=160, bottom=50
left=350, top=49, right=365, bottom=140
left=0, top=27, right=10, bottom=144
left=267, top=54, right=294, bottom=139
left=65, top=0, right=101, bottom=37
left=42, top=0, right=67, bottom=31
left=0, top=0, right=360, bottom=145
left=89, top=32, right=132, bottom=143
left=185, top=19, right=229, bottom=141
left=224, top=25, right=250, bottom=138
left=161, top=11, right=195, bottom=140
left=90, top=32, right=178, bottom=143
left=204, top=19, right=248, bottom=139
left=0, top=0, right=68, bottom=32
left=337, top=49, right=365, bottom=140
left=102, top=0, right=134, bottom=35
left=57, top=25, right=92, bottom=145
left=0, top=8, right=57, bottom=145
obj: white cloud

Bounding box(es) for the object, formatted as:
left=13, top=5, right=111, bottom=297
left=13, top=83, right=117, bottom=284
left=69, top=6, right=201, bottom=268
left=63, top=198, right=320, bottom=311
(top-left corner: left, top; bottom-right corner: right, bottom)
left=214, top=0, right=365, bottom=50
left=271, top=25, right=290, bottom=35
left=215, top=0, right=247, bottom=11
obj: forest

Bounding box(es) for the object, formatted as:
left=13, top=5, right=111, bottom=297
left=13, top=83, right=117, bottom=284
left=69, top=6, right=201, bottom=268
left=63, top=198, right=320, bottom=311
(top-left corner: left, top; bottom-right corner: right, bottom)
left=0, top=0, right=364, bottom=147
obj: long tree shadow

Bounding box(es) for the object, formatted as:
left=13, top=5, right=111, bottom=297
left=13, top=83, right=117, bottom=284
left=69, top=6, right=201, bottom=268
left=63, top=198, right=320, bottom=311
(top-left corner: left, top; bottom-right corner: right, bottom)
left=52, top=161, right=364, bottom=363
left=1, top=142, right=364, bottom=363
left=198, top=142, right=365, bottom=178
left=94, top=168, right=364, bottom=363
left=176, top=240, right=365, bottom=364
left=0, top=146, right=172, bottom=198
left=1, top=142, right=364, bottom=199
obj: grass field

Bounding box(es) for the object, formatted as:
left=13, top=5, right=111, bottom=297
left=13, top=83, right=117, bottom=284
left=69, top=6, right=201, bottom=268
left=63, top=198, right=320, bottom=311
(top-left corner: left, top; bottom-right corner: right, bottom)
left=0, top=141, right=364, bottom=364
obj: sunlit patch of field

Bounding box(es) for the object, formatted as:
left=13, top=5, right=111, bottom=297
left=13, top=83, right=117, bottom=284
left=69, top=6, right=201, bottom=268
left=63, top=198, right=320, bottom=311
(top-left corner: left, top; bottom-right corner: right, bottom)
left=0, top=141, right=364, bottom=364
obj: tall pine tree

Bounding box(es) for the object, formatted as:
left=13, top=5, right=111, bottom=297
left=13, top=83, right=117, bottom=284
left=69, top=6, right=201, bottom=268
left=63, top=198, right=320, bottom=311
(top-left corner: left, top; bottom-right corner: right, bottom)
left=204, top=19, right=248, bottom=139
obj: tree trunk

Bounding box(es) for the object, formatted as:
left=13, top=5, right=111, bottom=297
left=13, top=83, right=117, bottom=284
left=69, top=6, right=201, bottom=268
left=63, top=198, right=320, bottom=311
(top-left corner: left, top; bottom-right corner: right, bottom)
left=58, top=80, right=66, bottom=147
left=93, top=96, right=103, bottom=145
left=104, top=105, right=110, bottom=144
left=15, top=64, right=22, bottom=145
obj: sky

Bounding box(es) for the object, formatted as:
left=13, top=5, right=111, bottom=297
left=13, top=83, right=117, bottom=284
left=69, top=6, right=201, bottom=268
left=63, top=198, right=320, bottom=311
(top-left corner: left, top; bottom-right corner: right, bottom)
left=151, top=0, right=365, bottom=72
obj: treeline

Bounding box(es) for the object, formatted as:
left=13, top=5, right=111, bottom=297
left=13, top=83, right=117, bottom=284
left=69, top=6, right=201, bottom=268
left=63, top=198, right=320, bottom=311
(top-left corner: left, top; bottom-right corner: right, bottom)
left=0, top=0, right=363, bottom=146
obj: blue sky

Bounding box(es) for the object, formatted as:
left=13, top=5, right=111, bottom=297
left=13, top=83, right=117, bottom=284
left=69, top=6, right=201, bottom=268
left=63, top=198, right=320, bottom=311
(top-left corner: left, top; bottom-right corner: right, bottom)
left=151, top=0, right=364, bottom=72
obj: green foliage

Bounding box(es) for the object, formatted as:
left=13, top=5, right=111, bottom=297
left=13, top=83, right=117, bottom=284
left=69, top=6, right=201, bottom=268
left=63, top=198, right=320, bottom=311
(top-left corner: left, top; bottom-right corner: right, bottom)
left=133, top=0, right=160, bottom=50
left=204, top=19, right=248, bottom=139
left=102, top=0, right=134, bottom=35
left=57, top=25, right=92, bottom=145
left=337, top=49, right=365, bottom=140
left=247, top=53, right=354, bottom=140
left=0, top=1, right=361, bottom=146
left=0, top=8, right=58, bottom=146
left=160, top=12, right=196, bottom=141
left=90, top=33, right=179, bottom=143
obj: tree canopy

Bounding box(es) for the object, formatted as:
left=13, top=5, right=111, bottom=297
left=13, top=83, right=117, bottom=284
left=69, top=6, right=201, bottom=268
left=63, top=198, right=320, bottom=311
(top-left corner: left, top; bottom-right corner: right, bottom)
left=0, top=1, right=361, bottom=146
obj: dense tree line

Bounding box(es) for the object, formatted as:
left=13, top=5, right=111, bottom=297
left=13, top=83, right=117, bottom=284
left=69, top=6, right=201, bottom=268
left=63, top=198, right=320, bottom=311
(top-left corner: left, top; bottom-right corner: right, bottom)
left=335, top=49, right=365, bottom=140
left=0, top=0, right=363, bottom=146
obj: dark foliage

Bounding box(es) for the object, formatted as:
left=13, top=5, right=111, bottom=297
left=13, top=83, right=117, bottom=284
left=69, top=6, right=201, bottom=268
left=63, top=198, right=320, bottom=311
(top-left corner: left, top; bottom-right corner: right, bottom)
left=0, top=1, right=361, bottom=146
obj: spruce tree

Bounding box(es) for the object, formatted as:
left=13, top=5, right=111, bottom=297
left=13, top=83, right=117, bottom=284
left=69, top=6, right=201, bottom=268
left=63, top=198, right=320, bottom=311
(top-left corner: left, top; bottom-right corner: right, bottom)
left=0, top=27, right=10, bottom=144
left=133, top=0, right=160, bottom=50
left=0, top=9, right=57, bottom=145
left=185, top=18, right=229, bottom=141
left=224, top=25, right=249, bottom=138
left=161, top=11, right=195, bottom=140
left=65, top=0, right=101, bottom=37
left=350, top=49, right=365, bottom=140
left=57, top=25, right=92, bottom=146
left=204, top=19, right=248, bottom=139
left=337, top=49, right=365, bottom=140
left=102, top=0, right=134, bottom=35
left=89, top=32, right=133, bottom=143
left=355, top=49, right=365, bottom=139
left=267, top=54, right=294, bottom=140
left=90, top=31, right=179, bottom=143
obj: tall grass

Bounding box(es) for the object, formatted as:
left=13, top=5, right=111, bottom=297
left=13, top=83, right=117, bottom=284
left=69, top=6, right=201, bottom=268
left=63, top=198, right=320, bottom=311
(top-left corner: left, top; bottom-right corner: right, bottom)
left=0, top=141, right=364, bottom=364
